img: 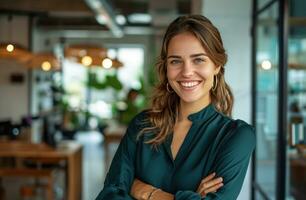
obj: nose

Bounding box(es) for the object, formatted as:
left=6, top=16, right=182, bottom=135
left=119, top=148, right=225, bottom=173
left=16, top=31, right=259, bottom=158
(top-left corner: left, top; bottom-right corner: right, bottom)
left=181, top=61, right=194, bottom=77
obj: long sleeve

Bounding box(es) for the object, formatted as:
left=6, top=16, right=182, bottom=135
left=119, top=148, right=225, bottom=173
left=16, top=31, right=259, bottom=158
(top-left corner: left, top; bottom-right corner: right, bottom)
left=95, top=118, right=139, bottom=200
left=173, top=121, right=255, bottom=200
left=174, top=190, right=202, bottom=199
left=204, top=122, right=256, bottom=200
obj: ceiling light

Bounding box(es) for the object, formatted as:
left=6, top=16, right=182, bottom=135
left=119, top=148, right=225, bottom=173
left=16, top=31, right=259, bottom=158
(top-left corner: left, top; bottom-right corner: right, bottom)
left=41, top=61, right=51, bottom=71
left=261, top=60, right=272, bottom=70
left=82, top=56, right=93, bottom=66
left=0, top=43, right=33, bottom=63
left=65, top=44, right=107, bottom=59
left=85, top=0, right=123, bottom=37
left=102, top=58, right=112, bottom=69
left=87, top=0, right=101, bottom=9
left=27, top=52, right=60, bottom=71
left=6, top=44, right=14, bottom=52
left=128, top=13, right=152, bottom=23
left=116, top=15, right=126, bottom=25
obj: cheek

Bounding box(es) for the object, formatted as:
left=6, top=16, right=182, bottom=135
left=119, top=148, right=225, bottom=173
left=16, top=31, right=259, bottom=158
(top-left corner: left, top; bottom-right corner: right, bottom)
left=167, top=67, right=179, bottom=80
left=198, top=67, right=214, bottom=80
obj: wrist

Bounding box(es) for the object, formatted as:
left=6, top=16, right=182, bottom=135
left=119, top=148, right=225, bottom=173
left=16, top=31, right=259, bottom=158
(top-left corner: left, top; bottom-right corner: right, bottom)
left=140, top=185, right=155, bottom=200
left=147, top=188, right=161, bottom=200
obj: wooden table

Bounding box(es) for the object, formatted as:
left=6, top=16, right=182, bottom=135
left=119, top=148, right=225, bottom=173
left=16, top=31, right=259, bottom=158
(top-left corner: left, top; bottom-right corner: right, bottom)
left=0, top=140, right=82, bottom=200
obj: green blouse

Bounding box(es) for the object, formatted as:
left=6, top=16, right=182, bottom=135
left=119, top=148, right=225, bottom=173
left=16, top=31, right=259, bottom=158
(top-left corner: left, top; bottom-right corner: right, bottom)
left=96, top=104, right=256, bottom=200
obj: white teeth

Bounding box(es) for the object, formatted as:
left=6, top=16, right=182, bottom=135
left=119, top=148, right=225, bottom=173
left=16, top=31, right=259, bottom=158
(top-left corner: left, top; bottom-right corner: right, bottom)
left=180, top=81, right=199, bottom=88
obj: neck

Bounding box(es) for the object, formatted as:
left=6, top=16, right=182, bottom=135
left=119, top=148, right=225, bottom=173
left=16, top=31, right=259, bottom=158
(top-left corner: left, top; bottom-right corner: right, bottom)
left=178, top=97, right=211, bottom=122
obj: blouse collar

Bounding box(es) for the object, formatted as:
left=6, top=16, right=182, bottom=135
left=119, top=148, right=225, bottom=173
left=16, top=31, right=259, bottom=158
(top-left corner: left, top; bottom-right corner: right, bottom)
left=187, top=103, right=216, bottom=122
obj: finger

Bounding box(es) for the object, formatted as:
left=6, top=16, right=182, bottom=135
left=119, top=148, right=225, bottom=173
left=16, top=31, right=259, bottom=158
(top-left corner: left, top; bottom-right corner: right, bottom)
left=198, top=178, right=223, bottom=195
left=197, top=173, right=216, bottom=192
left=204, top=183, right=224, bottom=194
left=207, top=177, right=223, bottom=188
left=202, top=172, right=216, bottom=183
left=199, top=183, right=223, bottom=198
left=198, top=177, right=223, bottom=192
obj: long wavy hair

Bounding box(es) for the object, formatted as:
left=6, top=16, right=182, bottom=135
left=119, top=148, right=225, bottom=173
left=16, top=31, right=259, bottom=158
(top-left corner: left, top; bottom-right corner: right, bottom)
left=140, top=15, right=234, bottom=146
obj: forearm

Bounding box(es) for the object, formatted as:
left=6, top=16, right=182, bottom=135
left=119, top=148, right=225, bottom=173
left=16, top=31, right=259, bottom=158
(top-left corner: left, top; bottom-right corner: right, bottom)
left=130, top=179, right=174, bottom=200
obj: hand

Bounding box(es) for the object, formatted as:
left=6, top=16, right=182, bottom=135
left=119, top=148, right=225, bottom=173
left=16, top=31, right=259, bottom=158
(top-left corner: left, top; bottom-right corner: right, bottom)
left=196, top=172, right=224, bottom=198
left=130, top=179, right=154, bottom=200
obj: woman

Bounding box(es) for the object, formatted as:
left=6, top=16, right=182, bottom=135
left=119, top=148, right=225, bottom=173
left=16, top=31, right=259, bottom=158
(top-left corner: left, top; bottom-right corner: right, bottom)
left=96, top=15, right=255, bottom=200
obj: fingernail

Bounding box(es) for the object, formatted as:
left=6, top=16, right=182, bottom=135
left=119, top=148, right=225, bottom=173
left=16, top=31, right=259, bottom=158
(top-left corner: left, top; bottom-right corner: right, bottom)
left=219, top=177, right=223, bottom=182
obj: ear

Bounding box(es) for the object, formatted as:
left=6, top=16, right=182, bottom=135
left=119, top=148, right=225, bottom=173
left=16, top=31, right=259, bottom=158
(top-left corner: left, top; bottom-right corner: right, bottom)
left=214, top=65, right=221, bottom=75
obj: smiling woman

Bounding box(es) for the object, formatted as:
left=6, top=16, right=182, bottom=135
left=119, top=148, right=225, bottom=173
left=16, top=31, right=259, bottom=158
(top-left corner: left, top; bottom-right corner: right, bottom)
left=96, top=15, right=255, bottom=200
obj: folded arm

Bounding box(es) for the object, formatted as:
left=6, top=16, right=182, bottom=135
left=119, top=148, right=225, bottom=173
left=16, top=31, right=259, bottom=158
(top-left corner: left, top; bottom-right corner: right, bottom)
left=95, top=119, right=138, bottom=200
left=130, top=123, right=255, bottom=200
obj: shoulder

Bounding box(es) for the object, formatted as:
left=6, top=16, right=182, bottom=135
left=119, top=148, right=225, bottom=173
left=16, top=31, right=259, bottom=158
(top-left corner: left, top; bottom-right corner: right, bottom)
left=219, top=119, right=256, bottom=153
left=125, top=110, right=150, bottom=139
left=230, top=119, right=255, bottom=145
left=128, top=110, right=150, bottom=129
left=214, top=110, right=255, bottom=140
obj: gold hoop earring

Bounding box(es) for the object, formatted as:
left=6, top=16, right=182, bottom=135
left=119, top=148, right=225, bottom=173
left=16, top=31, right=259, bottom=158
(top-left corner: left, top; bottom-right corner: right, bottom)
left=212, top=75, right=218, bottom=91
left=167, top=83, right=174, bottom=93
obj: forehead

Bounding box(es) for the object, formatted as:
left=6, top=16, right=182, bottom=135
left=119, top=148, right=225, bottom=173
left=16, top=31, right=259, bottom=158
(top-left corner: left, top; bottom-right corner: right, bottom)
left=167, top=32, right=207, bottom=56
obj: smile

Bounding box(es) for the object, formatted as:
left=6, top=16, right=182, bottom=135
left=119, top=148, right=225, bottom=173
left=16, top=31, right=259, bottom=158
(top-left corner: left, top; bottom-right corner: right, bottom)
left=178, top=81, right=202, bottom=89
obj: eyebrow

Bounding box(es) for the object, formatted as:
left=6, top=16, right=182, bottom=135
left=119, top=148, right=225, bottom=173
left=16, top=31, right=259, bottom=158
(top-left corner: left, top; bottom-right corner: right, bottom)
left=190, top=53, right=207, bottom=58
left=167, top=53, right=208, bottom=59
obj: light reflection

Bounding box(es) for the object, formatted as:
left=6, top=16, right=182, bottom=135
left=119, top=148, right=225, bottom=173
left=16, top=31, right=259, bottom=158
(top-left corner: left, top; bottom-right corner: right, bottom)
left=82, top=56, right=93, bottom=66
left=6, top=44, right=14, bottom=52
left=102, top=58, right=112, bottom=69
left=41, top=61, right=51, bottom=71
left=261, top=60, right=272, bottom=70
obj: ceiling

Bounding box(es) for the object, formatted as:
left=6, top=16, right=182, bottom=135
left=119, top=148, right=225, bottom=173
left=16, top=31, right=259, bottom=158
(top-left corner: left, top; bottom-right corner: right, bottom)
left=0, top=0, right=192, bottom=36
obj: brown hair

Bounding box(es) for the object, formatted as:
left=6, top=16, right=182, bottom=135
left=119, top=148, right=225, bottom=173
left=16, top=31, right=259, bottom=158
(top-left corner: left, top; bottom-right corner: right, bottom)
left=140, top=15, right=233, bottom=146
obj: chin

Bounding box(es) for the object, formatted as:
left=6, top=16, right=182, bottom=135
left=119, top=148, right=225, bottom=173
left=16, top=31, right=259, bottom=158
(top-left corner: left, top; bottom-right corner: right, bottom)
left=178, top=92, right=210, bottom=105
left=179, top=95, right=202, bottom=104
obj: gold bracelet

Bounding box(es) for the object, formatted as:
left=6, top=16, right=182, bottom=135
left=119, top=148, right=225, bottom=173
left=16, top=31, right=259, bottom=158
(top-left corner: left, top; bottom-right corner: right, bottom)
left=142, top=186, right=154, bottom=200
left=148, top=188, right=161, bottom=200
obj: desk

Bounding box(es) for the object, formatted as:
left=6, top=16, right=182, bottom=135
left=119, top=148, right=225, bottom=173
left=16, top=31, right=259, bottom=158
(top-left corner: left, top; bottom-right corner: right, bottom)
left=0, top=141, right=82, bottom=200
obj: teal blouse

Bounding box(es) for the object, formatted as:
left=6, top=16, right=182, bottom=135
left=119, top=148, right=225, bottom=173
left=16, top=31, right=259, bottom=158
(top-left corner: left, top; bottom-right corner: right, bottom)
left=96, top=104, right=256, bottom=200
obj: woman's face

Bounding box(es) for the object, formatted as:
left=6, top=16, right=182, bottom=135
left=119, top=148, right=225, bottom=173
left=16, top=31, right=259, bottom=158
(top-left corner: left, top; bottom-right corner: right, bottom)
left=166, top=32, right=220, bottom=107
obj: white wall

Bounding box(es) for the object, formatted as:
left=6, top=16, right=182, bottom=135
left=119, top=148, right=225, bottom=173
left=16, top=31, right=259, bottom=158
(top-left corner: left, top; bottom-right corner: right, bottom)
left=202, top=0, right=253, bottom=199
left=0, top=16, right=30, bottom=123
left=0, top=60, right=29, bottom=122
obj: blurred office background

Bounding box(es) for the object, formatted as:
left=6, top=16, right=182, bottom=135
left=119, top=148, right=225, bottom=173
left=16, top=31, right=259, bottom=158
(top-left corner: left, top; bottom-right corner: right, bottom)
left=0, top=0, right=305, bottom=199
